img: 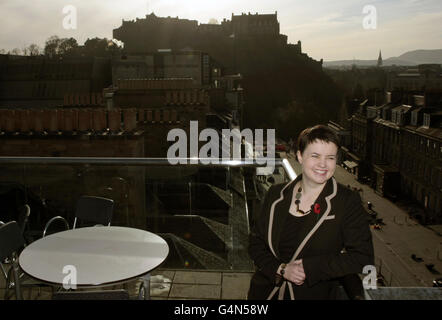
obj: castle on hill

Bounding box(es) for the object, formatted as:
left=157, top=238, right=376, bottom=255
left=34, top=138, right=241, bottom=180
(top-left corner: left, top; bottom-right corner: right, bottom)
left=113, top=12, right=318, bottom=74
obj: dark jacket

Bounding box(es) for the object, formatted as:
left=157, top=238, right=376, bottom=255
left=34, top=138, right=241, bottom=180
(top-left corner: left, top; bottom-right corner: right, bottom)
left=248, top=174, right=374, bottom=300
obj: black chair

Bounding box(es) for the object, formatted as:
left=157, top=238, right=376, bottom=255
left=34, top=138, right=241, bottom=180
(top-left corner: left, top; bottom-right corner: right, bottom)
left=52, top=289, right=130, bottom=300
left=17, top=204, right=30, bottom=236
left=16, top=204, right=33, bottom=244
left=1, top=206, right=31, bottom=296
left=43, top=196, right=114, bottom=237
left=0, top=221, right=7, bottom=279
left=0, top=221, right=26, bottom=300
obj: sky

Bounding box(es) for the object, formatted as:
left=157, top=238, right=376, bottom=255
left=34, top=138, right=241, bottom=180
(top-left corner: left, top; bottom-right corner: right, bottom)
left=0, top=0, right=441, bottom=61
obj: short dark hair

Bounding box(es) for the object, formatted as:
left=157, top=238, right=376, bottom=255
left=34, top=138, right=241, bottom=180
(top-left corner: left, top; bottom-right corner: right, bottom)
left=297, top=125, right=340, bottom=154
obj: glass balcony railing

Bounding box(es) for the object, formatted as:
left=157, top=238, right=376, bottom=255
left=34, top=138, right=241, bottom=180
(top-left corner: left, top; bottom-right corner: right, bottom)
left=0, top=156, right=296, bottom=273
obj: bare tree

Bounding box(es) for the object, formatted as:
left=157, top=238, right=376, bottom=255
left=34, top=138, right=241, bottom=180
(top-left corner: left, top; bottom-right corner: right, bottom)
left=28, top=44, right=41, bottom=56
left=10, top=48, right=21, bottom=55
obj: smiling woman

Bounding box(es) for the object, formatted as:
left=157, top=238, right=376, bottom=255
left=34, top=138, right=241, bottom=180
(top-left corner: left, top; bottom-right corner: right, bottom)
left=248, top=124, right=374, bottom=300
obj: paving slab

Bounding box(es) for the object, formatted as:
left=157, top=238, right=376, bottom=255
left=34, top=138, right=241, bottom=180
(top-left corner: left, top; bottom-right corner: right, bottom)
left=169, top=283, right=221, bottom=299
left=173, top=271, right=222, bottom=285
left=221, top=272, right=253, bottom=299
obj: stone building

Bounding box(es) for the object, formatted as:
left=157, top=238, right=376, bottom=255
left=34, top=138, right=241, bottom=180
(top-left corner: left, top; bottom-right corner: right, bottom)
left=387, top=64, right=442, bottom=92
left=111, top=51, right=215, bottom=87
left=348, top=99, right=375, bottom=178
left=0, top=55, right=111, bottom=108
left=345, top=64, right=442, bottom=221
left=112, top=12, right=307, bottom=75
left=0, top=107, right=147, bottom=229
left=350, top=87, right=442, bottom=222
left=401, top=114, right=442, bottom=223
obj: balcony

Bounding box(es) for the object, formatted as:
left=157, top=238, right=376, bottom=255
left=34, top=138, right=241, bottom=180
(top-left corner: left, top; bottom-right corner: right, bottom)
left=0, top=156, right=294, bottom=299
left=1, top=156, right=441, bottom=300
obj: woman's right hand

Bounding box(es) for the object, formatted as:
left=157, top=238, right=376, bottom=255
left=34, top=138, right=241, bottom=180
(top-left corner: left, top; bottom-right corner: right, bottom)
left=283, top=260, right=306, bottom=285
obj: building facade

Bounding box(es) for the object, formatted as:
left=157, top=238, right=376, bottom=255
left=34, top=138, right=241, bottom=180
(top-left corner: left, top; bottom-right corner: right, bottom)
left=0, top=55, right=111, bottom=108
left=350, top=83, right=442, bottom=222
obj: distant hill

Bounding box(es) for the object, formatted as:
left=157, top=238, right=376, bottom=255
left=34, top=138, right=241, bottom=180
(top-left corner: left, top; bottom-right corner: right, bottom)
left=395, top=49, right=442, bottom=64
left=323, top=49, right=442, bottom=68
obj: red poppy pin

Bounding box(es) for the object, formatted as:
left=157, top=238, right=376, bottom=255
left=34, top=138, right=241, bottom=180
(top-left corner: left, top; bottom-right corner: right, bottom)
left=313, top=203, right=321, bottom=214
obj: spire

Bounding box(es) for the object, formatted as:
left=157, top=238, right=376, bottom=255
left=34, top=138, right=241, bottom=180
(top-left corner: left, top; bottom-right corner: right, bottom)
left=377, top=50, right=383, bottom=67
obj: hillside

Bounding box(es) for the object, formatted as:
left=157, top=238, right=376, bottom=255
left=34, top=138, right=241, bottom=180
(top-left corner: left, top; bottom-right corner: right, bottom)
left=323, top=49, right=442, bottom=68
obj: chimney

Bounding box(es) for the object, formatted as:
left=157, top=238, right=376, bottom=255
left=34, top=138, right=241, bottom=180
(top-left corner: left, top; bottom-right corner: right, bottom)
left=108, top=108, right=121, bottom=132
left=154, top=110, right=161, bottom=122
left=63, top=109, right=74, bottom=132
left=31, top=109, right=44, bottom=132
left=1, top=109, right=15, bottom=132
left=146, top=110, right=153, bottom=122
left=92, top=109, right=106, bottom=132
left=123, top=108, right=137, bottom=131
left=48, top=109, right=58, bottom=133
left=18, top=109, right=30, bottom=133
left=78, top=109, right=92, bottom=132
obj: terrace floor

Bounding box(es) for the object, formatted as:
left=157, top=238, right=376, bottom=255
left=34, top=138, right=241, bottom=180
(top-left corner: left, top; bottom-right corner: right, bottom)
left=0, top=268, right=254, bottom=300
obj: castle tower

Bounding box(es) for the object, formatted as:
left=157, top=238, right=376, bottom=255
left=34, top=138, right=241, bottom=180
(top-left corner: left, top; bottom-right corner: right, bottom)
left=377, top=50, right=383, bottom=67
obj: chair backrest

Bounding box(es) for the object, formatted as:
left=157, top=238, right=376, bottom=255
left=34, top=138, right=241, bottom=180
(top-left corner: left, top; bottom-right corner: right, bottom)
left=74, top=196, right=114, bottom=228
left=0, top=221, right=25, bottom=261
left=42, top=216, right=70, bottom=238
left=52, top=289, right=129, bottom=300
left=17, top=204, right=31, bottom=236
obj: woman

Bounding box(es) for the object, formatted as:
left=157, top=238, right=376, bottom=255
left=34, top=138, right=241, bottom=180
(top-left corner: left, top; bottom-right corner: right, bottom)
left=248, top=125, right=374, bottom=300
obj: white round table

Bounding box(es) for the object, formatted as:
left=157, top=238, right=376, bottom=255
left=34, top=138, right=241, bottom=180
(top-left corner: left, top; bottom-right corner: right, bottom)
left=19, top=226, right=169, bottom=298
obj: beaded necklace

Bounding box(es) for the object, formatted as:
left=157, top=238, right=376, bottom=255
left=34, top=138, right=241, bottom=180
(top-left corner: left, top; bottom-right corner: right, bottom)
left=294, top=185, right=311, bottom=215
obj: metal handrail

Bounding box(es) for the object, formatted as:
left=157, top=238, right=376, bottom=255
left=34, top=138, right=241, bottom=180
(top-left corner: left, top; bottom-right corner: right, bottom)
left=0, top=156, right=297, bottom=180
left=0, top=156, right=284, bottom=166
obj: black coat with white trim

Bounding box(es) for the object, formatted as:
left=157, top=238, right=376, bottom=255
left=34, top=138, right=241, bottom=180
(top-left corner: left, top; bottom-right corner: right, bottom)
left=248, top=174, right=374, bottom=300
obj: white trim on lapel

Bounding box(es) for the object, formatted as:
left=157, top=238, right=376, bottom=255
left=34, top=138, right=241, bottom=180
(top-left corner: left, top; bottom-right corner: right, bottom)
left=267, top=179, right=296, bottom=257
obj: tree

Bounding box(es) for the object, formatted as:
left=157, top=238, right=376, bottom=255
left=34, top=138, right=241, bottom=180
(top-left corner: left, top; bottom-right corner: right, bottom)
left=58, top=37, right=78, bottom=55
left=44, top=36, right=79, bottom=57
left=44, top=35, right=61, bottom=57
left=28, top=44, right=41, bottom=56
left=81, top=37, right=122, bottom=57
left=10, top=48, right=21, bottom=55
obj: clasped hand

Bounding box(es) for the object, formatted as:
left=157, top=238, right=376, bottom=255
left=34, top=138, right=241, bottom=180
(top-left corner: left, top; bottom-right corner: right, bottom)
left=283, top=259, right=305, bottom=285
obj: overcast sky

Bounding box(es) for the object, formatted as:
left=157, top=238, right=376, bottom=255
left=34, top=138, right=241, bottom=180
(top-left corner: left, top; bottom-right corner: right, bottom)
left=1, top=0, right=441, bottom=61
